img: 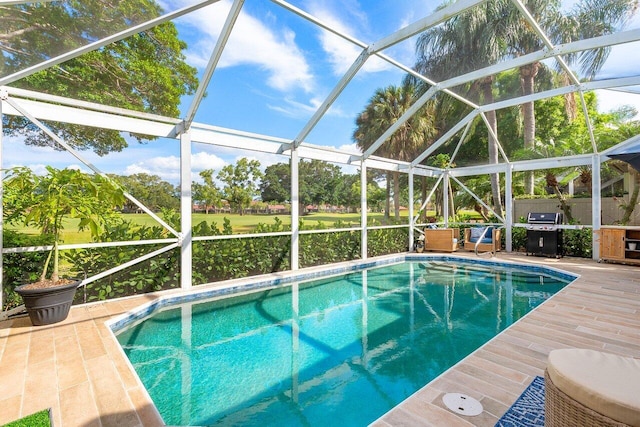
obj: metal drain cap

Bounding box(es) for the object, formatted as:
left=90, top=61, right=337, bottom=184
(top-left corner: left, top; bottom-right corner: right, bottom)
left=442, top=393, right=483, bottom=416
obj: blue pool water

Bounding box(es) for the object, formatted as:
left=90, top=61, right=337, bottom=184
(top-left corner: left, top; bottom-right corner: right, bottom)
left=115, top=259, right=572, bottom=426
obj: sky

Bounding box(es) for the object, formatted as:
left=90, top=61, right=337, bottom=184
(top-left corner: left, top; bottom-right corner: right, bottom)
left=4, top=0, right=640, bottom=183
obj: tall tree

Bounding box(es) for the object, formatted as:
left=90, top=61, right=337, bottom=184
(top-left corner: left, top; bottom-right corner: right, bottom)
left=116, top=173, right=178, bottom=212
left=504, top=0, right=638, bottom=193
left=217, top=158, right=263, bottom=215
left=1, top=1, right=198, bottom=155
left=413, top=1, right=508, bottom=216
left=193, top=169, right=222, bottom=214
left=260, top=163, right=291, bottom=203
left=299, top=160, right=343, bottom=210
left=353, top=83, right=437, bottom=220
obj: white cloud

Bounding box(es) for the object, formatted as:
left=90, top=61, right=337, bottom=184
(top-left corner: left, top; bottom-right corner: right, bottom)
left=267, top=95, right=347, bottom=118
left=179, top=0, right=314, bottom=93
left=595, top=89, right=640, bottom=118
left=191, top=151, right=227, bottom=172
left=306, top=1, right=390, bottom=75
left=337, top=143, right=361, bottom=155
left=124, top=151, right=228, bottom=183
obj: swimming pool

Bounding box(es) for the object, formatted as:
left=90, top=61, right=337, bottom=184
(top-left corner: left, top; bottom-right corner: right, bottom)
left=114, top=257, right=575, bottom=426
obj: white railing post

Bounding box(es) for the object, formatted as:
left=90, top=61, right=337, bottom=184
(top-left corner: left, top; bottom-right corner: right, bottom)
left=409, top=168, right=414, bottom=252
left=0, top=88, right=5, bottom=309
left=291, top=148, right=300, bottom=270
left=180, top=127, right=193, bottom=289
left=506, top=164, right=513, bottom=252
left=592, top=154, right=602, bottom=260
left=361, top=160, right=368, bottom=259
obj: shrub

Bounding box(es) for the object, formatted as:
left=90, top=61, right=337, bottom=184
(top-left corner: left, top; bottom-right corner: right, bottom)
left=2, top=231, right=52, bottom=310
left=65, top=219, right=180, bottom=303
left=563, top=228, right=592, bottom=258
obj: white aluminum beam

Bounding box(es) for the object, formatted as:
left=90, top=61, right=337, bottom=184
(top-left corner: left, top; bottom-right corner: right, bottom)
left=409, top=168, right=414, bottom=251
left=443, top=172, right=450, bottom=226
left=296, top=145, right=359, bottom=165
left=370, top=0, right=490, bottom=53
left=511, top=154, right=594, bottom=172
left=1, top=97, right=176, bottom=137
left=361, top=160, right=368, bottom=260
left=180, top=130, right=193, bottom=290
left=505, top=165, right=513, bottom=252
left=291, top=148, right=300, bottom=270
left=0, top=0, right=221, bottom=85
left=0, top=89, right=4, bottom=309
left=190, top=125, right=289, bottom=155
left=449, top=163, right=508, bottom=177
left=482, top=85, right=579, bottom=113
left=592, top=155, right=602, bottom=260
left=4, top=86, right=180, bottom=124
left=184, top=0, right=244, bottom=128
left=0, top=1, right=55, bottom=5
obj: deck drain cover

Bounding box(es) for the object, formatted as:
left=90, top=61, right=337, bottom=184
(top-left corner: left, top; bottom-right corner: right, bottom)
left=442, top=393, right=483, bottom=416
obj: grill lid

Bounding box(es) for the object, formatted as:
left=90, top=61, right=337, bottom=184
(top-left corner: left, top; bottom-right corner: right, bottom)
left=527, top=212, right=563, bottom=224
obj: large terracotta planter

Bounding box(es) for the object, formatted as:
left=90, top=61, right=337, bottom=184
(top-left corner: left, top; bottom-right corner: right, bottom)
left=15, top=280, right=79, bottom=326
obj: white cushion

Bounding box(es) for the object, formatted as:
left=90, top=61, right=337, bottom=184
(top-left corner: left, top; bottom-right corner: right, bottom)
left=547, top=348, right=640, bottom=426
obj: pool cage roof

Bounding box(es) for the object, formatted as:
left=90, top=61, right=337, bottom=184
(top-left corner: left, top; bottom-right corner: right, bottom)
left=2, top=0, right=640, bottom=303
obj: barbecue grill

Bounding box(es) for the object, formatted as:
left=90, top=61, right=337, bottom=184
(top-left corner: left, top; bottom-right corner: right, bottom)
left=526, top=212, right=563, bottom=257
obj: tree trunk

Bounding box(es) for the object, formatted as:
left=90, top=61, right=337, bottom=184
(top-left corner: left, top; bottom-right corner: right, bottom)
left=449, top=185, right=455, bottom=220
left=420, top=176, right=427, bottom=223
left=521, top=63, right=539, bottom=195
left=483, top=78, right=503, bottom=217
left=393, top=171, right=400, bottom=220
left=385, top=172, right=391, bottom=220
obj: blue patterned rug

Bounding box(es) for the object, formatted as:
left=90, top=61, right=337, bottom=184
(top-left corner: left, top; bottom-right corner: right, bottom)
left=495, top=376, right=545, bottom=427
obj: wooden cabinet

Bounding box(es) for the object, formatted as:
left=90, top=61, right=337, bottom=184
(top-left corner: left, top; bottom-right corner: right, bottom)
left=600, top=227, right=640, bottom=264
left=424, top=228, right=459, bottom=252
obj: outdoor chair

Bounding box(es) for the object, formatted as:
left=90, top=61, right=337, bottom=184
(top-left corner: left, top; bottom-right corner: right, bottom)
left=463, top=226, right=501, bottom=253
left=545, top=348, right=640, bottom=427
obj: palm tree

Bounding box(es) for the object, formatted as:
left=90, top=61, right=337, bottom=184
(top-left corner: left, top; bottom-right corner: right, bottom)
left=353, top=83, right=437, bottom=220
left=504, top=0, right=638, bottom=194
left=412, top=1, right=508, bottom=217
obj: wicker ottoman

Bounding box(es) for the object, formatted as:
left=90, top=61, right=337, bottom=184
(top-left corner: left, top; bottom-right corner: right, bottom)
left=545, top=349, right=640, bottom=427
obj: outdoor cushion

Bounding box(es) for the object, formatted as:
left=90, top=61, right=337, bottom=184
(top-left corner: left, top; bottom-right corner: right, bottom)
left=547, top=348, right=640, bottom=426
left=469, top=227, right=493, bottom=244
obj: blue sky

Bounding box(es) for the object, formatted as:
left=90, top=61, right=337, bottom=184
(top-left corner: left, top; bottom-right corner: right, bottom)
left=4, top=0, right=640, bottom=183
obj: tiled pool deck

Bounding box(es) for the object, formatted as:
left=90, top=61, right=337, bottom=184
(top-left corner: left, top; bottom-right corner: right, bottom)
left=1, top=252, right=638, bottom=426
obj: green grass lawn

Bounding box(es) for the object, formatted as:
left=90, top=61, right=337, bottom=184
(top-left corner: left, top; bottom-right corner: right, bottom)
left=5, top=210, right=455, bottom=244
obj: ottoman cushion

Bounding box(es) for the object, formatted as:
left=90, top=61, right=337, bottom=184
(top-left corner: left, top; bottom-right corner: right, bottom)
left=547, top=348, right=640, bottom=426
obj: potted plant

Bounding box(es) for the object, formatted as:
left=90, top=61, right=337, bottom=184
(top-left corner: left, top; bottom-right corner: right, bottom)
left=4, top=166, right=124, bottom=325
